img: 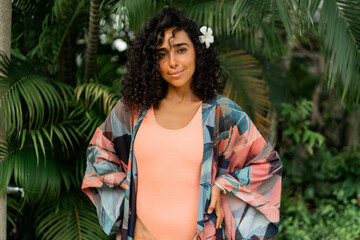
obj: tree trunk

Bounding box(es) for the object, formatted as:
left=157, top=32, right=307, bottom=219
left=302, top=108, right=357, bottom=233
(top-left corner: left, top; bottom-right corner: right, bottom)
left=345, top=106, right=360, bottom=150
left=84, top=0, right=101, bottom=82
left=59, top=31, right=77, bottom=86
left=0, top=0, right=12, bottom=239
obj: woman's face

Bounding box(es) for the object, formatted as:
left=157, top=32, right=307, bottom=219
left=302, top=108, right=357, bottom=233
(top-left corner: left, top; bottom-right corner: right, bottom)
left=157, top=28, right=196, bottom=91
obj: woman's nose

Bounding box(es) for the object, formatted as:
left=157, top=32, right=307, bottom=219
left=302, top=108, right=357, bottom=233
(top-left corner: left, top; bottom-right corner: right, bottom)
left=168, top=52, right=178, bottom=68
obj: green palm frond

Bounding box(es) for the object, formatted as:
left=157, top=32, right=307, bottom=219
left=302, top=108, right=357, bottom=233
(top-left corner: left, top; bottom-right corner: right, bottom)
left=185, top=1, right=290, bottom=58
left=28, top=0, right=88, bottom=67
left=51, top=0, right=88, bottom=64
left=95, top=54, right=125, bottom=87
left=286, top=0, right=321, bottom=35
left=1, top=121, right=81, bottom=196
left=220, top=50, right=271, bottom=136
left=13, top=0, right=40, bottom=14
left=0, top=147, right=63, bottom=203
left=36, top=194, right=111, bottom=240
left=319, top=0, right=360, bottom=106
left=259, top=23, right=286, bottom=60
left=272, top=0, right=293, bottom=39
left=75, top=83, right=119, bottom=139
left=0, top=52, right=73, bottom=136
left=11, top=0, right=53, bottom=51
left=186, top=1, right=234, bottom=37
left=24, top=120, right=82, bottom=159
left=230, top=0, right=272, bottom=31
left=75, top=82, right=120, bottom=116
left=7, top=195, right=22, bottom=227
left=77, top=108, right=106, bottom=140
left=185, top=1, right=262, bottom=41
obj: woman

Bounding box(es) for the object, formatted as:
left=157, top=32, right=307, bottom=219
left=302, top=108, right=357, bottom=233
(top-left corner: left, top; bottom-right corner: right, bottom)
left=81, top=6, right=282, bottom=240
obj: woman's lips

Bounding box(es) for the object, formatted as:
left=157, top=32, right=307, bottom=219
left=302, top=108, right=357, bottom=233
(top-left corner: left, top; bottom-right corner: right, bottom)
left=169, top=70, right=184, bottom=78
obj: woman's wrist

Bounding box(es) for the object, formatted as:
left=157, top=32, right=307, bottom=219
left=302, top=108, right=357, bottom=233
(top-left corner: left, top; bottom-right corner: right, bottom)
left=214, top=180, right=226, bottom=194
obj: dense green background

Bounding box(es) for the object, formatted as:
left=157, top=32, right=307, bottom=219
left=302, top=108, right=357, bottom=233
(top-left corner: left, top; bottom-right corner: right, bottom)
left=1, top=0, right=360, bottom=239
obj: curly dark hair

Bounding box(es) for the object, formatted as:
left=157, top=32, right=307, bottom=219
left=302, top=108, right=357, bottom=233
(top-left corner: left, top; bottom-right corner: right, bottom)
left=121, top=6, right=223, bottom=110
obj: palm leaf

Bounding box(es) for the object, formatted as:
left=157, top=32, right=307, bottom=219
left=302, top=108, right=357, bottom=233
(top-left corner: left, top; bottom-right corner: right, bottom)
left=258, top=22, right=287, bottom=60
left=230, top=0, right=271, bottom=31
left=26, top=120, right=82, bottom=159
left=285, top=0, right=321, bottom=35
left=28, top=0, right=88, bottom=68
left=75, top=83, right=120, bottom=140
left=186, top=1, right=236, bottom=37
left=0, top=52, right=73, bottom=137
left=12, top=0, right=40, bottom=14
left=52, top=0, right=88, bottom=65
left=220, top=50, right=271, bottom=137
left=11, top=0, right=53, bottom=50
left=185, top=1, right=289, bottom=59
left=75, top=82, right=120, bottom=116
left=273, top=0, right=293, bottom=39
left=77, top=108, right=106, bottom=141
left=0, top=147, right=63, bottom=203
left=186, top=1, right=261, bottom=55
left=7, top=195, right=22, bottom=227
left=94, top=54, right=125, bottom=87
left=36, top=194, right=111, bottom=240
left=319, top=0, right=360, bottom=106
left=12, top=103, right=86, bottom=161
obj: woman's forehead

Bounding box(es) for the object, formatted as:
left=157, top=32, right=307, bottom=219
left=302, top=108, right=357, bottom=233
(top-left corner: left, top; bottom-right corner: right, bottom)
left=157, top=28, right=192, bottom=48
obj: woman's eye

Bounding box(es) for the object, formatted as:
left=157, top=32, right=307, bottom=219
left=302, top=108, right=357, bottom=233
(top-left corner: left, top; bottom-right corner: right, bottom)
left=158, top=53, right=166, bottom=58
left=178, top=48, right=187, bottom=53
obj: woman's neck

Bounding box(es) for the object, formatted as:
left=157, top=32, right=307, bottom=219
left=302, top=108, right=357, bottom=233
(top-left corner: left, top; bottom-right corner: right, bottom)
left=165, top=85, right=200, bottom=103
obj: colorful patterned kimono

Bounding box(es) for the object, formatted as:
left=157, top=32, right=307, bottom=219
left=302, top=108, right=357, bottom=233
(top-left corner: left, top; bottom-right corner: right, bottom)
left=81, top=94, right=282, bottom=240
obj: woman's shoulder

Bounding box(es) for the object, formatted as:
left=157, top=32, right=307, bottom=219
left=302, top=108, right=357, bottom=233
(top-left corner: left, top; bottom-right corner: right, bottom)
left=213, top=94, right=244, bottom=112
left=113, top=98, right=131, bottom=116
left=110, top=97, right=140, bottom=128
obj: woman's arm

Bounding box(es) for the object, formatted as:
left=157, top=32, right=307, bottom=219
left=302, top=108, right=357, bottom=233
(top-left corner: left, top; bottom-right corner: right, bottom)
left=214, top=97, right=282, bottom=240
left=81, top=99, right=132, bottom=235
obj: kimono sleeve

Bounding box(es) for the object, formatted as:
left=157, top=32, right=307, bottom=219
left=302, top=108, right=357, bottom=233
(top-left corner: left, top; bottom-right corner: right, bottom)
left=214, top=98, right=282, bottom=240
left=81, top=99, right=132, bottom=235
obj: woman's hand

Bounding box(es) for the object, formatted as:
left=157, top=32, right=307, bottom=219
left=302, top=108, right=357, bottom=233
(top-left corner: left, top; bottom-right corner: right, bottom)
left=207, top=184, right=224, bottom=229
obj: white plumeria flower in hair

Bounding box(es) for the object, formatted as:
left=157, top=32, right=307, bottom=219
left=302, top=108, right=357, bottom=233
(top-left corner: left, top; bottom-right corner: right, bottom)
left=199, top=26, right=214, bottom=48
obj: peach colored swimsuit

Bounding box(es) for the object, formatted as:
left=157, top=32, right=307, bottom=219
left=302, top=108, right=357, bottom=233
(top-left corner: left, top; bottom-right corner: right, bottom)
left=134, top=105, right=203, bottom=240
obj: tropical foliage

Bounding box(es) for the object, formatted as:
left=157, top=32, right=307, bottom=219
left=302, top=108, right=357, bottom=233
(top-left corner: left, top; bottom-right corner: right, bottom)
left=1, top=0, right=360, bottom=239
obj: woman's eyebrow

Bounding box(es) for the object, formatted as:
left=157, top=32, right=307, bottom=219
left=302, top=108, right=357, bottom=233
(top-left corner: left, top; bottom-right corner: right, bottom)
left=157, top=42, right=189, bottom=51
left=172, top=43, right=190, bottom=48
